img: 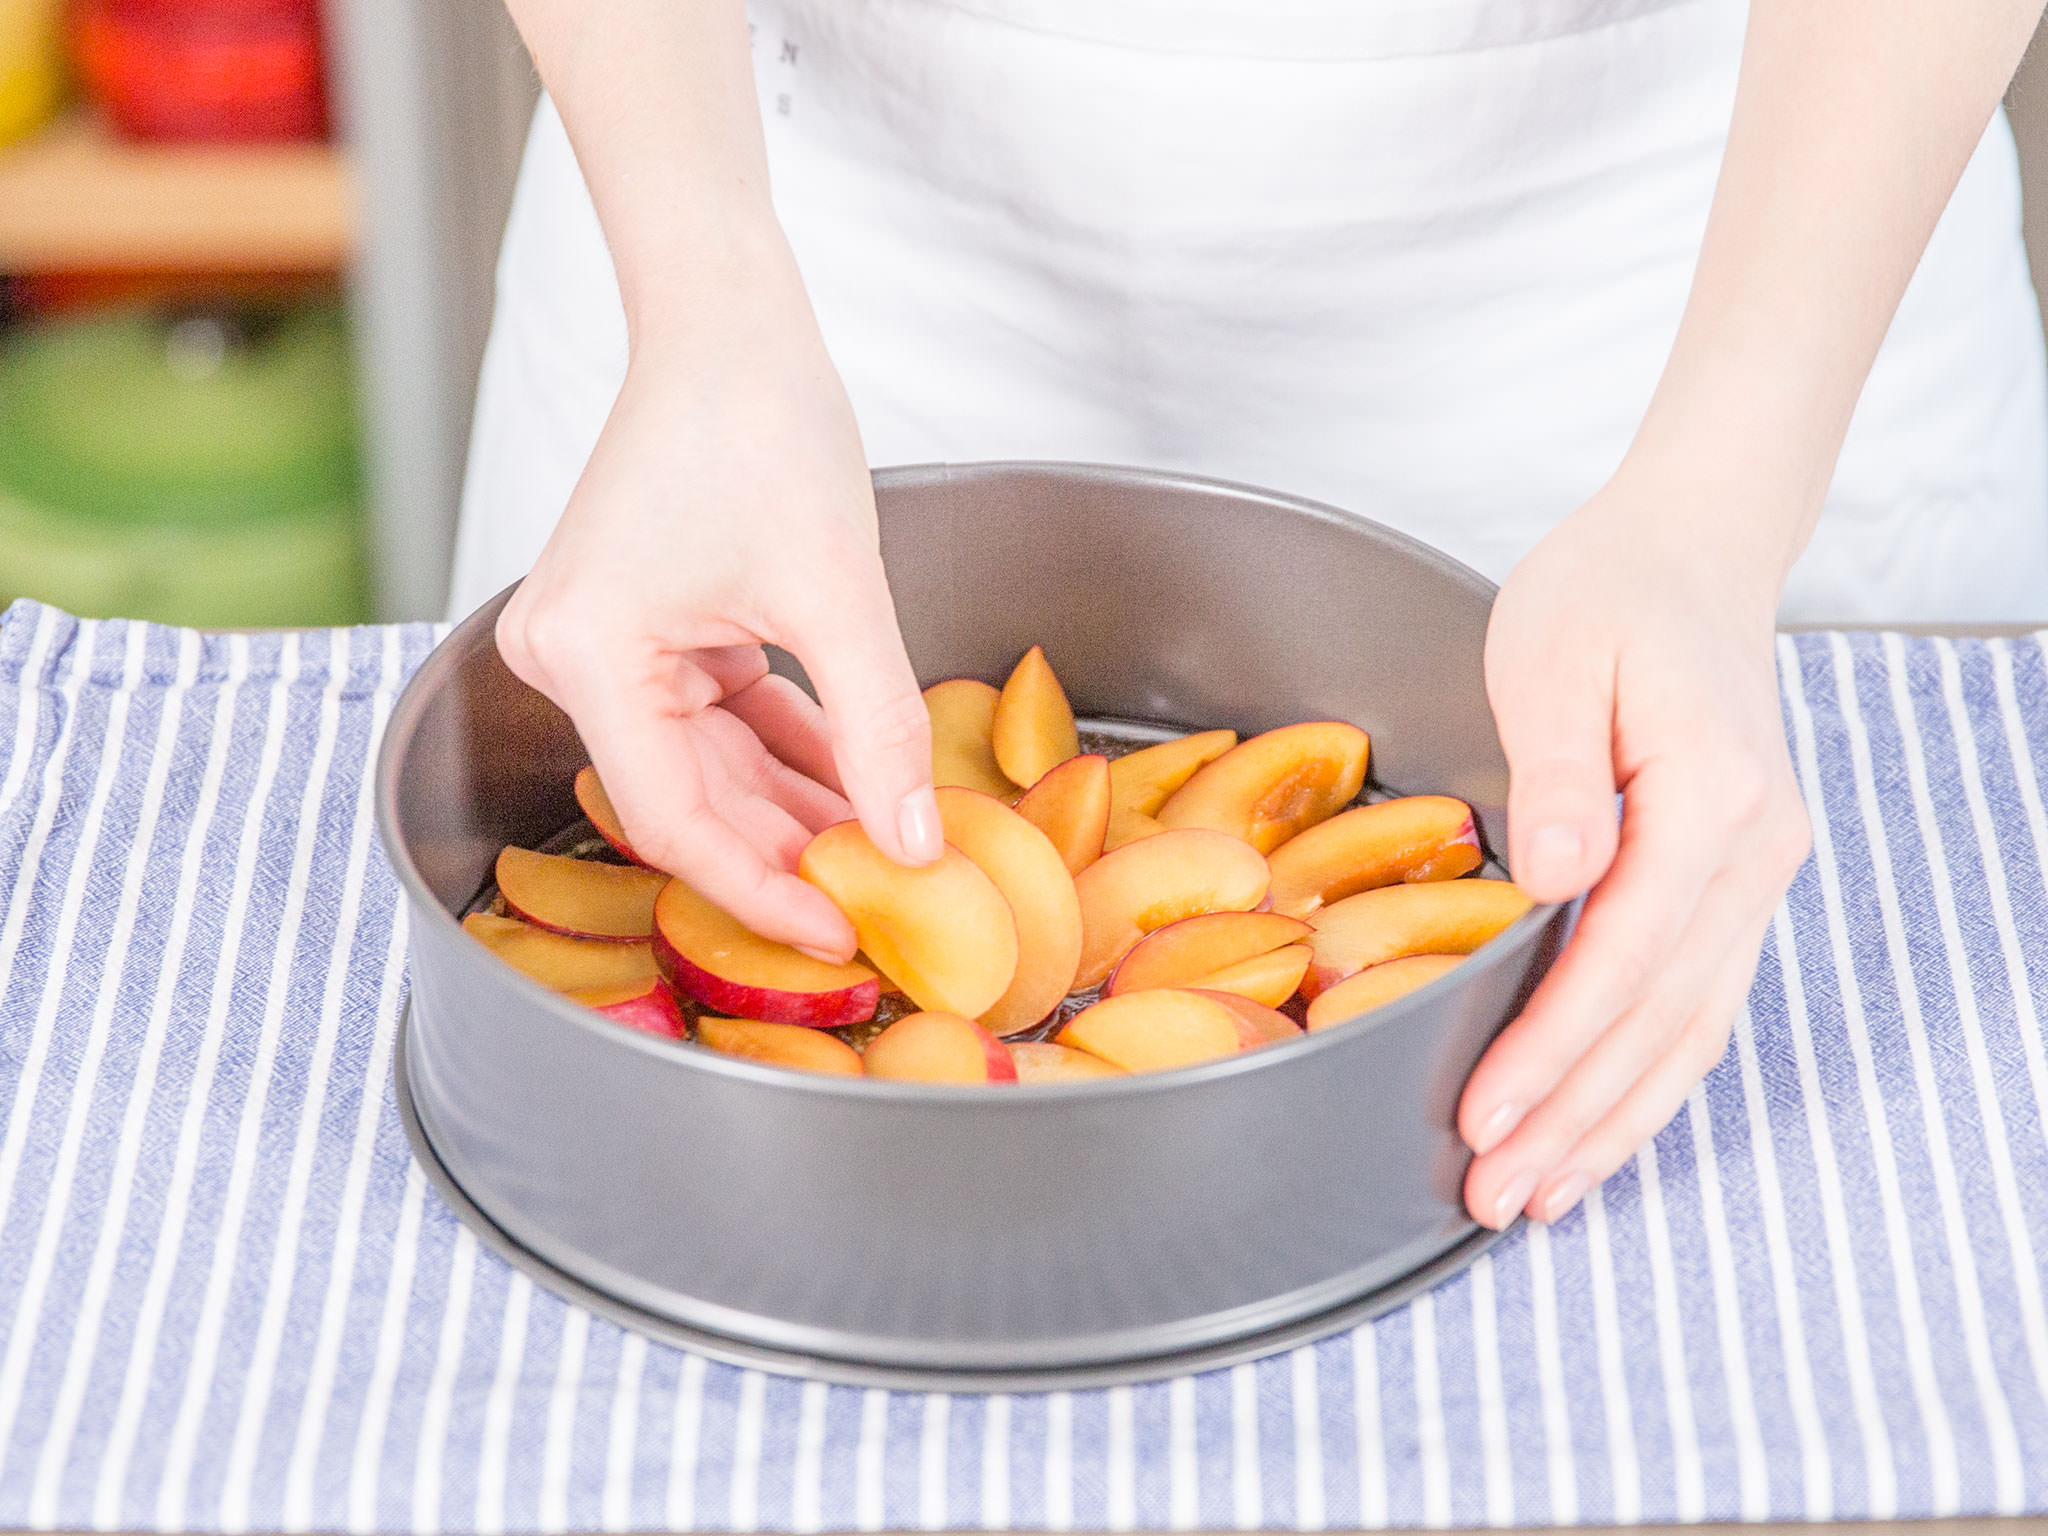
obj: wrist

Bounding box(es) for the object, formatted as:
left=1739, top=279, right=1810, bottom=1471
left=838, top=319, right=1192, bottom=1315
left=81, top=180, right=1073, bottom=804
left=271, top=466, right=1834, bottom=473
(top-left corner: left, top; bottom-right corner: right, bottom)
left=1613, top=395, right=1833, bottom=599
left=1619, top=318, right=1852, bottom=584
left=1588, top=451, right=1807, bottom=621
left=613, top=202, right=808, bottom=351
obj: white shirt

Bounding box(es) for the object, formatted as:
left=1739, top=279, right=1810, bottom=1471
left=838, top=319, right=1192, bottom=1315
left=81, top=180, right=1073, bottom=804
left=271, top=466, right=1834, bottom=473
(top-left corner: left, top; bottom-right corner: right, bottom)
left=449, top=0, right=2048, bottom=624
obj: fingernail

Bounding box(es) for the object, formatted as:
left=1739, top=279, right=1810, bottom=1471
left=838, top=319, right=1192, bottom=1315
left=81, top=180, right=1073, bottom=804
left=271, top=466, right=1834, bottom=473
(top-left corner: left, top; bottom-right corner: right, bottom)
left=1490, top=1170, right=1539, bottom=1229
left=1530, top=823, right=1583, bottom=877
left=1537, top=1171, right=1593, bottom=1223
left=795, top=942, right=847, bottom=965
left=897, top=786, right=943, bottom=864
left=1471, top=1100, right=1524, bottom=1155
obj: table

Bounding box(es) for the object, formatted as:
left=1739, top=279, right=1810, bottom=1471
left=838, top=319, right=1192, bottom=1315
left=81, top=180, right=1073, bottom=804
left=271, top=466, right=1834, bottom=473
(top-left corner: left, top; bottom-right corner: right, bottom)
left=1, top=601, right=2045, bottom=1531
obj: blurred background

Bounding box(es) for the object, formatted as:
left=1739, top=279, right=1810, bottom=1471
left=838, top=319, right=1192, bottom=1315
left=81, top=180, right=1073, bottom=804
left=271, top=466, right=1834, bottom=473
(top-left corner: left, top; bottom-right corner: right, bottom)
left=0, top=0, right=530, bottom=625
left=0, top=3, right=2045, bottom=626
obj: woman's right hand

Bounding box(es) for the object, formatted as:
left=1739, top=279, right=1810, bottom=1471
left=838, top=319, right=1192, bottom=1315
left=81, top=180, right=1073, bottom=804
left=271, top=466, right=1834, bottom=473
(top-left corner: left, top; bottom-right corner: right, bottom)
left=495, top=245, right=940, bottom=962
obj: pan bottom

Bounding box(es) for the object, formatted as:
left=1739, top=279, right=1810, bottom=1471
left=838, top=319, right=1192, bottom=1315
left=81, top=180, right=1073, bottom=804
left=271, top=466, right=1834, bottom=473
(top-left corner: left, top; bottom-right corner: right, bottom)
left=394, top=1004, right=1517, bottom=1392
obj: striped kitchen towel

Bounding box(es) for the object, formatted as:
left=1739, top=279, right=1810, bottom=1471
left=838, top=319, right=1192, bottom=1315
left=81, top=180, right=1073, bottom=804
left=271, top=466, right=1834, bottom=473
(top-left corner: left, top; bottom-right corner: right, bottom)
left=0, top=597, right=2045, bottom=1532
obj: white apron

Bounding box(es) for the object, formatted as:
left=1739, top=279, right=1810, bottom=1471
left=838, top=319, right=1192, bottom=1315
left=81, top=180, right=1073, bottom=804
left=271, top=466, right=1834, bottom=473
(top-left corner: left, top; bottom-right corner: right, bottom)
left=447, top=0, right=2048, bottom=624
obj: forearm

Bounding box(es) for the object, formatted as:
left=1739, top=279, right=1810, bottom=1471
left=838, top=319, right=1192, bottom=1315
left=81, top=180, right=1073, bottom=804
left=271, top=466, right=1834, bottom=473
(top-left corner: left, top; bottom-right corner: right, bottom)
left=500, top=0, right=791, bottom=338
left=1626, top=0, right=2045, bottom=580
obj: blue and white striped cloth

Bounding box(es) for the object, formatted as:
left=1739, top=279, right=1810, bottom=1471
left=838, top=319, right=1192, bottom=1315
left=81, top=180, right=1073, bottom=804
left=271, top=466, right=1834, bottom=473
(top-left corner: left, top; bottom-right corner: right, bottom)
left=1, top=598, right=2046, bottom=1532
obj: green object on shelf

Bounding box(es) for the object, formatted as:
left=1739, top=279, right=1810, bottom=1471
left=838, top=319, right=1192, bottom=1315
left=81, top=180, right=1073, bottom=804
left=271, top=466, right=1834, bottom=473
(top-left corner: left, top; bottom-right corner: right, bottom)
left=0, top=489, right=367, bottom=627
left=0, top=303, right=360, bottom=525
left=0, top=302, right=369, bottom=626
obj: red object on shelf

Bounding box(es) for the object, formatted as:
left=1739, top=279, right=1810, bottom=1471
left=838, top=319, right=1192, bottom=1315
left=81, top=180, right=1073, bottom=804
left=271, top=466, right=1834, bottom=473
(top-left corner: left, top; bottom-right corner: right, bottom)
left=70, top=0, right=329, bottom=143
left=15, top=268, right=341, bottom=314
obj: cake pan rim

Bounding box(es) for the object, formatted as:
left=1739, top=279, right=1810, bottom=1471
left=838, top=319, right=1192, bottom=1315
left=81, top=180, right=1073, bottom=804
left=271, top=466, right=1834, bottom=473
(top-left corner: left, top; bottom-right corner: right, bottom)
left=373, top=459, right=1559, bottom=1101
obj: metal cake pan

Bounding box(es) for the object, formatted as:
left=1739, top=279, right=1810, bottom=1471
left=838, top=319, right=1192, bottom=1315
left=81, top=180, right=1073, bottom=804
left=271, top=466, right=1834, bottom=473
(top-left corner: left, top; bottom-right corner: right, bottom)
left=376, top=462, right=1570, bottom=1387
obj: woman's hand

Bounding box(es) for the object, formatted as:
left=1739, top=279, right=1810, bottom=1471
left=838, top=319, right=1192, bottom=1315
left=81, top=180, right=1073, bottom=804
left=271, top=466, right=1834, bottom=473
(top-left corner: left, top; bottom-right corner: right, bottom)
left=495, top=249, right=939, bottom=962
left=1447, top=0, right=2048, bottom=1234
left=1458, top=468, right=1813, bottom=1228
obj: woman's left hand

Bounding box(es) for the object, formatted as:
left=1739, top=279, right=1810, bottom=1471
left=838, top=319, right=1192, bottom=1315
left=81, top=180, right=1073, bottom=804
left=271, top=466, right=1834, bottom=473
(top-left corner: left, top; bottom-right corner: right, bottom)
left=1457, top=466, right=1814, bottom=1229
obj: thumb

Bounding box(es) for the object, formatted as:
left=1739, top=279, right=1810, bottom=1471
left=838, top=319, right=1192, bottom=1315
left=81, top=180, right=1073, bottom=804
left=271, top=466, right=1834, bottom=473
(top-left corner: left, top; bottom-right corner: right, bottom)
left=783, top=557, right=941, bottom=868
left=1486, top=641, right=1620, bottom=904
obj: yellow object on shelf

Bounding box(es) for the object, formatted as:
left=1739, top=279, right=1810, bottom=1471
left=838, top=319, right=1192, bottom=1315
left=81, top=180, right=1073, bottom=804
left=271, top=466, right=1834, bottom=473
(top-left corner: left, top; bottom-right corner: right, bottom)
left=0, top=0, right=63, bottom=148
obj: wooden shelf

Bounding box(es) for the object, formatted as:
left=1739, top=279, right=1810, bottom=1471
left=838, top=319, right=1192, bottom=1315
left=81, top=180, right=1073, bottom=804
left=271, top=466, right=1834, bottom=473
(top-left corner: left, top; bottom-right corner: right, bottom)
left=0, top=114, right=354, bottom=271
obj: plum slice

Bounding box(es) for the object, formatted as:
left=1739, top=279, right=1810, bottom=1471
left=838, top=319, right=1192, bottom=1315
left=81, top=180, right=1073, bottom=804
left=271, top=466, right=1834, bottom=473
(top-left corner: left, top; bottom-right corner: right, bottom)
left=496, top=845, right=668, bottom=940
left=461, top=912, right=658, bottom=994
left=1193, top=988, right=1303, bottom=1049
left=1070, top=827, right=1270, bottom=989
left=1057, top=989, right=1243, bottom=1074
left=574, top=766, right=647, bottom=865
left=1107, top=729, right=1236, bottom=818
left=1010, top=1041, right=1127, bottom=1083
left=1185, top=943, right=1313, bottom=1007
left=1157, top=722, right=1370, bottom=854
left=1266, top=795, right=1482, bottom=919
left=1305, top=953, right=1464, bottom=1031
left=653, top=879, right=879, bottom=1027
left=934, top=787, right=1083, bottom=1036
left=1013, top=753, right=1110, bottom=876
left=926, top=678, right=1018, bottom=802
left=798, top=821, right=1020, bottom=1019
left=1104, top=806, right=1169, bottom=851
left=990, top=645, right=1078, bottom=789
left=571, top=977, right=687, bottom=1038
left=1304, top=879, right=1533, bottom=997
left=694, top=1015, right=865, bottom=1076
left=1105, top=910, right=1312, bottom=996
left=862, top=1011, right=1018, bottom=1083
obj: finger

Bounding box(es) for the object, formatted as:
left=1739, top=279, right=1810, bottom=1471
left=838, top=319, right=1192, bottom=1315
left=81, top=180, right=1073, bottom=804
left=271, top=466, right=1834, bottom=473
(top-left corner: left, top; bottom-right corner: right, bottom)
left=579, top=688, right=857, bottom=958
left=1485, top=626, right=1621, bottom=903
left=760, top=755, right=855, bottom=835
left=1458, top=756, right=1721, bottom=1154
left=692, top=704, right=850, bottom=835
left=782, top=554, right=940, bottom=868
left=723, top=673, right=848, bottom=797
left=1461, top=898, right=1769, bottom=1227
left=1523, top=938, right=1759, bottom=1225
left=689, top=643, right=773, bottom=699
left=653, top=800, right=856, bottom=961
left=715, top=785, right=825, bottom=875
